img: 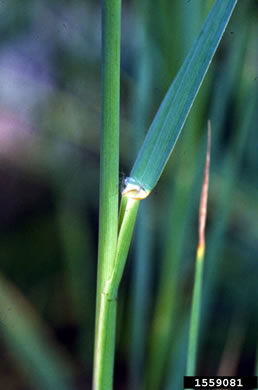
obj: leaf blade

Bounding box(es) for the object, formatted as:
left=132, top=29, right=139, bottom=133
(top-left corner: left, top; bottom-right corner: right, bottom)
left=128, top=0, right=237, bottom=193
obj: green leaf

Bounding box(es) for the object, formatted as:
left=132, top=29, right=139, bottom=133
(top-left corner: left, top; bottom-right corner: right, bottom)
left=126, top=0, right=237, bottom=194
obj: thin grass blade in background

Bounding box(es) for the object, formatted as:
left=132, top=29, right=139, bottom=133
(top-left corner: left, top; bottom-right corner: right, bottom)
left=201, top=89, right=258, bottom=342
left=186, top=123, right=211, bottom=377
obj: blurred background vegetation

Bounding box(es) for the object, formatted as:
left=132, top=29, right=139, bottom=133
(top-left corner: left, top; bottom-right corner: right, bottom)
left=0, top=0, right=257, bottom=389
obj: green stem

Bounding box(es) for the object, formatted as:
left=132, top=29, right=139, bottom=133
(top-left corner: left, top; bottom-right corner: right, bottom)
left=93, top=295, right=117, bottom=390
left=96, top=0, right=122, bottom=320
left=93, top=196, right=139, bottom=390
left=107, top=197, right=140, bottom=298
left=186, top=247, right=205, bottom=376
left=93, top=0, right=121, bottom=388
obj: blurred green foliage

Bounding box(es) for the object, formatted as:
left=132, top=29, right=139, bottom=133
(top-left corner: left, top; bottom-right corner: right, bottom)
left=0, top=1, right=257, bottom=389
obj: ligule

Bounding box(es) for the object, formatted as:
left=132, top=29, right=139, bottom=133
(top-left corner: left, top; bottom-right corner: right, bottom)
left=122, top=178, right=150, bottom=200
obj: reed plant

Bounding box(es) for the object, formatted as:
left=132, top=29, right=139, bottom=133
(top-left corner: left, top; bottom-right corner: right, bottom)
left=1, top=1, right=258, bottom=390
left=93, top=1, right=238, bottom=389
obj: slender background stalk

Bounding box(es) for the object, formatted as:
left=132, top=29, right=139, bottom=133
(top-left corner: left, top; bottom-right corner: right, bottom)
left=186, top=125, right=210, bottom=376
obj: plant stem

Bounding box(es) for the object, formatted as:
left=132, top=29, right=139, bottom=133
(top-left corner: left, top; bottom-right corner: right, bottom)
left=186, top=246, right=205, bottom=376
left=108, top=197, right=140, bottom=297
left=94, top=295, right=117, bottom=390
left=93, top=196, right=140, bottom=390
left=186, top=124, right=210, bottom=377
left=93, top=0, right=121, bottom=388
left=96, top=0, right=121, bottom=320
